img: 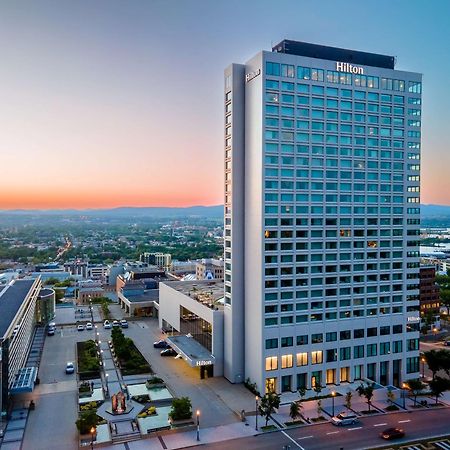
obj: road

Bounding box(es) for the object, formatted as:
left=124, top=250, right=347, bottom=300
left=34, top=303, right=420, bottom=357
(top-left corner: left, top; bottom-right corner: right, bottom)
left=192, top=408, right=450, bottom=450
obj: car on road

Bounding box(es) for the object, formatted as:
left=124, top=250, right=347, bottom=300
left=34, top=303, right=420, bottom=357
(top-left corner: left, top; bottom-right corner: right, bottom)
left=86, top=322, right=93, bottom=330
left=380, top=427, right=405, bottom=440
left=120, top=319, right=128, bottom=328
left=65, top=362, right=75, bottom=374
left=153, top=340, right=170, bottom=349
left=103, top=320, right=112, bottom=329
left=160, top=348, right=177, bottom=357
left=444, top=340, right=450, bottom=347
left=330, top=411, right=358, bottom=426
left=77, top=324, right=85, bottom=331
left=112, top=320, right=120, bottom=328
left=47, top=327, right=55, bottom=336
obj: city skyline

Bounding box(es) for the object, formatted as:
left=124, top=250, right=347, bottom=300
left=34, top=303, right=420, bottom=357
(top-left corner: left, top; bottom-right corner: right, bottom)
left=0, top=0, right=449, bottom=209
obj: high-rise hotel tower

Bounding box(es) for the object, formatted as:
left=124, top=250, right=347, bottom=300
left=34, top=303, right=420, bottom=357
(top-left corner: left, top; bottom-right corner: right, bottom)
left=224, top=41, right=422, bottom=394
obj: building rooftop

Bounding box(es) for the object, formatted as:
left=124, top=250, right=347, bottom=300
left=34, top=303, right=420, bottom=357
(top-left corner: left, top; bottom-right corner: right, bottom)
left=0, top=279, right=37, bottom=338
left=164, top=280, right=224, bottom=306
left=272, top=40, right=395, bottom=69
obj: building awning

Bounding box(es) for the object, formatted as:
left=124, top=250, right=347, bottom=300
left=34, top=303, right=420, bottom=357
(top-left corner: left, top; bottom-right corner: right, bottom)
left=10, top=367, right=37, bottom=393
left=165, top=335, right=215, bottom=368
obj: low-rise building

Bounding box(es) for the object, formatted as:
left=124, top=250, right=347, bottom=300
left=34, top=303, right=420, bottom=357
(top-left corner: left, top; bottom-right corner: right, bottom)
left=195, top=259, right=224, bottom=280
left=117, top=279, right=160, bottom=317
left=140, top=252, right=172, bottom=271
left=0, top=278, right=41, bottom=415
left=159, top=280, right=224, bottom=378
left=420, top=265, right=441, bottom=322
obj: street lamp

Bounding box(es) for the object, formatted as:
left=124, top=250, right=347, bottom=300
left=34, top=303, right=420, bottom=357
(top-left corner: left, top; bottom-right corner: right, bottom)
left=331, top=391, right=336, bottom=417
left=90, top=426, right=96, bottom=449
left=402, top=382, right=407, bottom=409
left=196, top=410, right=200, bottom=441
left=255, top=396, right=259, bottom=431
left=421, top=357, right=426, bottom=378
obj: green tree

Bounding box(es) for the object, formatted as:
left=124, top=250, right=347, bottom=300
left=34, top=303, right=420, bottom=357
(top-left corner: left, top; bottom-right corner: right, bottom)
left=297, top=387, right=306, bottom=401
left=424, top=349, right=448, bottom=380
left=289, top=401, right=302, bottom=421
left=258, top=391, right=281, bottom=426
left=406, top=379, right=425, bottom=406
left=386, top=388, right=395, bottom=405
left=169, top=397, right=192, bottom=421
left=75, top=410, right=98, bottom=434
left=345, top=391, right=352, bottom=410
left=440, top=289, right=450, bottom=316
left=356, top=382, right=375, bottom=412
left=429, top=376, right=450, bottom=405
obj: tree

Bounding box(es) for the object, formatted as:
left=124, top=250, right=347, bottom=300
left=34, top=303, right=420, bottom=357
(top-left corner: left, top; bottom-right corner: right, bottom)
left=406, top=379, right=425, bottom=406
left=429, top=376, right=450, bottom=405
left=75, top=409, right=98, bottom=434
left=441, top=289, right=450, bottom=316
left=345, top=391, right=352, bottom=410
left=386, top=388, right=395, bottom=405
left=356, top=382, right=375, bottom=412
left=258, top=391, right=281, bottom=426
left=289, top=401, right=302, bottom=421
left=313, top=383, right=322, bottom=397
left=424, top=349, right=450, bottom=380
left=169, top=397, right=192, bottom=421
left=298, top=387, right=306, bottom=401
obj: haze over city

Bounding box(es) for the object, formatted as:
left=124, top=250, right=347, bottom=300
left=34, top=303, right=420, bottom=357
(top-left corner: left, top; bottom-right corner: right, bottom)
left=0, top=0, right=449, bottom=209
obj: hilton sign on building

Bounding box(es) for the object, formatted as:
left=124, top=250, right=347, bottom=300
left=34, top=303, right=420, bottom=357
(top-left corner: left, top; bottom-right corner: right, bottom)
left=336, top=61, right=364, bottom=74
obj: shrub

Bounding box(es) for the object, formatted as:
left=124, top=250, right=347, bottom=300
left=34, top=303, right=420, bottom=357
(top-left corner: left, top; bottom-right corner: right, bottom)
left=169, top=397, right=192, bottom=421
left=146, top=376, right=164, bottom=387
left=75, top=410, right=99, bottom=434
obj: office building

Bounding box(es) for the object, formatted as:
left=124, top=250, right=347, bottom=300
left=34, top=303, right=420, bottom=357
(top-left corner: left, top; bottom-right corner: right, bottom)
left=196, top=259, right=224, bottom=280
left=140, top=252, right=172, bottom=271
left=419, top=265, right=440, bottom=322
left=224, top=40, right=422, bottom=393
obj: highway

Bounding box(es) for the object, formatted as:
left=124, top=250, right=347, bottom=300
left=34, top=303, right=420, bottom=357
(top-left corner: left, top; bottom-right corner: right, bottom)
left=192, top=407, right=450, bottom=450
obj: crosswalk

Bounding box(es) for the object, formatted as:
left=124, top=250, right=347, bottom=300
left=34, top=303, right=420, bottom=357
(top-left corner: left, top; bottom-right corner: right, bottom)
left=402, top=440, right=450, bottom=450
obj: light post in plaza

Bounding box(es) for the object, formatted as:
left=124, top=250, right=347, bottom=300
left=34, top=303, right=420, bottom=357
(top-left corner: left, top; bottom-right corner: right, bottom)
left=402, top=382, right=407, bottom=409
left=421, top=356, right=426, bottom=378
left=90, top=426, right=96, bottom=449
left=331, top=391, right=336, bottom=417
left=196, top=409, right=200, bottom=441
left=255, top=395, right=259, bottom=431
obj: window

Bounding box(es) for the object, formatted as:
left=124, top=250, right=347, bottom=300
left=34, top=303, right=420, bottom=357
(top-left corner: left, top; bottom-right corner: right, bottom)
left=265, top=338, right=278, bottom=349
left=311, top=351, right=323, bottom=364
left=297, top=352, right=308, bottom=366
left=281, top=337, right=293, bottom=347
left=340, top=330, right=351, bottom=340
left=326, top=349, right=337, bottom=362
left=326, top=332, right=337, bottom=342
left=340, top=347, right=351, bottom=361
left=380, top=342, right=390, bottom=355
left=354, top=329, right=364, bottom=339
left=354, top=345, right=364, bottom=358
left=367, top=344, right=377, bottom=357
left=265, top=356, right=278, bottom=371
left=266, top=62, right=280, bottom=76
left=281, top=354, right=293, bottom=369
left=297, top=335, right=308, bottom=345
left=312, top=333, right=323, bottom=344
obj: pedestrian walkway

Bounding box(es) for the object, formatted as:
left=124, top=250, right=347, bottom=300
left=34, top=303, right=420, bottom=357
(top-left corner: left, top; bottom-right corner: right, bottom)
left=0, top=408, right=30, bottom=450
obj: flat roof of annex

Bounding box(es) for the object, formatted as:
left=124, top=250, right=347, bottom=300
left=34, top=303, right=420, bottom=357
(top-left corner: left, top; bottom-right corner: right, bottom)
left=272, top=40, right=395, bottom=70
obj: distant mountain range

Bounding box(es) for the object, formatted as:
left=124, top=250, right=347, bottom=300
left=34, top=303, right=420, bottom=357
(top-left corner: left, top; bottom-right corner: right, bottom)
left=0, top=205, right=224, bottom=218
left=0, top=204, right=449, bottom=220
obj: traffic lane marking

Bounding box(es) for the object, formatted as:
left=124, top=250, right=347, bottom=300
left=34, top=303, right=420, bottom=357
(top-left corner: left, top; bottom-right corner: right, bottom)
left=347, top=426, right=363, bottom=431
left=398, top=419, right=411, bottom=423
left=297, top=435, right=314, bottom=440
left=373, top=423, right=387, bottom=427
left=326, top=431, right=340, bottom=435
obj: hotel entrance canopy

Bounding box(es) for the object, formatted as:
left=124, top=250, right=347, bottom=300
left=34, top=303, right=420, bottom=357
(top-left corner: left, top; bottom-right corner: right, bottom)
left=165, top=335, right=215, bottom=368
left=10, top=367, right=37, bottom=393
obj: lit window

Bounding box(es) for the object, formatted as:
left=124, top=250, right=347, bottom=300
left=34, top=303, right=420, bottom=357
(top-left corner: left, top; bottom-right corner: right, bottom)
left=281, top=354, right=293, bottom=369
left=311, top=351, right=323, bottom=364
left=296, top=352, right=308, bottom=366
left=265, top=356, right=278, bottom=371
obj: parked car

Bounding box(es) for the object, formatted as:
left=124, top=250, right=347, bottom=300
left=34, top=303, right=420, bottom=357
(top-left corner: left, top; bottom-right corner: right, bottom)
left=77, top=324, right=84, bottom=332
left=85, top=322, right=93, bottom=330
left=47, top=327, right=55, bottom=336
left=380, top=428, right=405, bottom=440
left=160, top=348, right=177, bottom=357
left=331, top=412, right=358, bottom=426
left=65, top=362, right=75, bottom=374
left=153, top=340, right=170, bottom=349
left=112, top=320, right=120, bottom=328
left=120, top=319, right=128, bottom=328
left=103, top=320, right=112, bottom=329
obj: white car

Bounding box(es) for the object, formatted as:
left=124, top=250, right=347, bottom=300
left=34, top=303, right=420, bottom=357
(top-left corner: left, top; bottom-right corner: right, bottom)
left=85, top=322, right=93, bottom=330
left=103, top=320, right=112, bottom=329
left=77, top=324, right=84, bottom=332
left=331, top=411, right=358, bottom=426
left=65, top=362, right=75, bottom=374
left=112, top=320, right=120, bottom=328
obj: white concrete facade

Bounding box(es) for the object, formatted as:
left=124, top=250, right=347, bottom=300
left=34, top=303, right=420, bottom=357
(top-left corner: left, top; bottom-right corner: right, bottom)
left=225, top=41, right=422, bottom=394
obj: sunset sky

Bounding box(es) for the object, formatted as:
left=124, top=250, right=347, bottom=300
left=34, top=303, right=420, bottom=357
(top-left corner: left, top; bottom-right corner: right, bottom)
left=0, top=0, right=449, bottom=209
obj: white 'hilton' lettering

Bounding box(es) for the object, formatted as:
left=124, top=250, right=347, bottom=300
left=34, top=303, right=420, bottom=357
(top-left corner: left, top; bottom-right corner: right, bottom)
left=336, top=62, right=364, bottom=75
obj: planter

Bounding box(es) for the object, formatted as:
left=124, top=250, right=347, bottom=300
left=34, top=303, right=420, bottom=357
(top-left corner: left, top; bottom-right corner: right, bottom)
left=169, top=417, right=194, bottom=427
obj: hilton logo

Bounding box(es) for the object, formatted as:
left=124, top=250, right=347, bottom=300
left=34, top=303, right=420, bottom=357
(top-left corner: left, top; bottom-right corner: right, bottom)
left=336, top=62, right=364, bottom=75
left=245, top=68, right=261, bottom=83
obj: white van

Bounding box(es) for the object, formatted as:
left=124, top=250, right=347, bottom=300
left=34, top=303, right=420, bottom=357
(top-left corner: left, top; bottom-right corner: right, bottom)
left=331, top=411, right=358, bottom=426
